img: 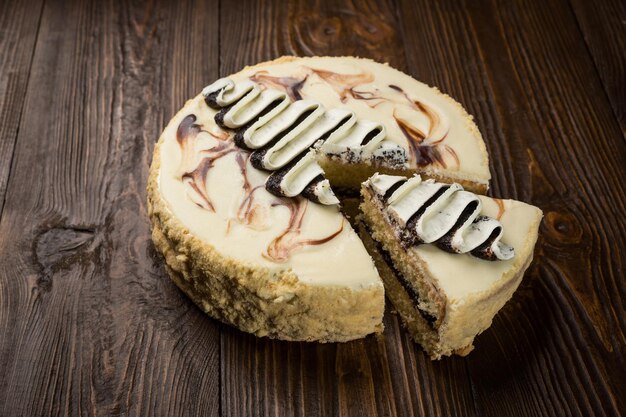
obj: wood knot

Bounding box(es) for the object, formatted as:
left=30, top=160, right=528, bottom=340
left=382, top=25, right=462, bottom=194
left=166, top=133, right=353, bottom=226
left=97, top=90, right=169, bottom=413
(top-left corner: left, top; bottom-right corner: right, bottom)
left=323, top=25, right=336, bottom=36
left=300, top=16, right=343, bottom=46
left=544, top=211, right=582, bottom=244
left=290, top=9, right=399, bottom=65
left=33, top=225, right=101, bottom=291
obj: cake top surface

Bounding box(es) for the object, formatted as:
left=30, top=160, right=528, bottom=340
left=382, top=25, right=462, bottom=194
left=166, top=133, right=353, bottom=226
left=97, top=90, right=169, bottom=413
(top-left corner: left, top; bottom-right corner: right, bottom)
left=155, top=56, right=493, bottom=289
left=232, top=56, right=490, bottom=186
left=157, top=98, right=380, bottom=289
left=418, top=196, right=541, bottom=301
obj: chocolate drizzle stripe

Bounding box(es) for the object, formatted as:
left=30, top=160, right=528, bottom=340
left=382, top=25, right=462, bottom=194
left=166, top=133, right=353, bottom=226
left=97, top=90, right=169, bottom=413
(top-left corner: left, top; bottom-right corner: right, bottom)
left=368, top=174, right=514, bottom=261
left=435, top=200, right=479, bottom=252
left=360, top=128, right=383, bottom=146
left=383, top=179, right=407, bottom=200
left=249, top=108, right=317, bottom=170
left=401, top=186, right=450, bottom=247
left=232, top=98, right=286, bottom=149
left=174, top=113, right=344, bottom=263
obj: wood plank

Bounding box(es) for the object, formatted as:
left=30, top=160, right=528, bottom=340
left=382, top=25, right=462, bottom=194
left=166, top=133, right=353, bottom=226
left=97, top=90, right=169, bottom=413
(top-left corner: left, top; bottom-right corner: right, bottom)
left=218, top=1, right=478, bottom=416
left=0, top=0, right=44, bottom=215
left=0, top=0, right=220, bottom=416
left=568, top=0, right=626, bottom=133
left=397, top=0, right=626, bottom=416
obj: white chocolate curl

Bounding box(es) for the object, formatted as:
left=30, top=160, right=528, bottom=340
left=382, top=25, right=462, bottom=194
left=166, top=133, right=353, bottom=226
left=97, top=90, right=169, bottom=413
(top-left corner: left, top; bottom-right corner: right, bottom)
left=367, top=173, right=514, bottom=261
left=202, top=78, right=407, bottom=205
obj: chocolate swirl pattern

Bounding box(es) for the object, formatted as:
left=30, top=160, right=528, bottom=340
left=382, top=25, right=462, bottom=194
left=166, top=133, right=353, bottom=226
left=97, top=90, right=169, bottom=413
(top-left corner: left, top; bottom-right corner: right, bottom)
left=366, top=173, right=514, bottom=261
left=202, top=78, right=407, bottom=205
left=174, top=114, right=345, bottom=263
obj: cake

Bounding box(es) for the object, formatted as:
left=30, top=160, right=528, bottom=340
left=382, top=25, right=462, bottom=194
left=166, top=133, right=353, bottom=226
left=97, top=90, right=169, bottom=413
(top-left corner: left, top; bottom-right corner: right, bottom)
left=147, top=56, right=538, bottom=351
left=360, top=173, right=542, bottom=358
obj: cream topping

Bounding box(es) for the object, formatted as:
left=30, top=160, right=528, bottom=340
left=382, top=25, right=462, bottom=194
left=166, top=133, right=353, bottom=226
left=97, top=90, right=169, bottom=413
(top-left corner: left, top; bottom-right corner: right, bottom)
left=416, top=198, right=541, bottom=301
left=262, top=108, right=351, bottom=170
left=367, top=173, right=514, bottom=260
left=203, top=77, right=407, bottom=204
left=275, top=150, right=324, bottom=197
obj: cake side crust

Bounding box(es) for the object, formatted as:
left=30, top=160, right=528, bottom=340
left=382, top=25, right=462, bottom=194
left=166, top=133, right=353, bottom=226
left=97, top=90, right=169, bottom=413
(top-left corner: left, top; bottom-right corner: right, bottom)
left=357, top=222, right=451, bottom=357
left=360, top=187, right=447, bottom=325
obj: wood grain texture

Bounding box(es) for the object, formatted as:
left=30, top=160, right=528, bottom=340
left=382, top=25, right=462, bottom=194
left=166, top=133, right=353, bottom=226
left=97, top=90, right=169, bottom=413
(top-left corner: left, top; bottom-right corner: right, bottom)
left=398, top=0, right=626, bottom=416
left=0, top=0, right=221, bottom=416
left=0, top=0, right=44, bottom=215
left=568, top=0, right=626, bottom=132
left=0, top=0, right=624, bottom=416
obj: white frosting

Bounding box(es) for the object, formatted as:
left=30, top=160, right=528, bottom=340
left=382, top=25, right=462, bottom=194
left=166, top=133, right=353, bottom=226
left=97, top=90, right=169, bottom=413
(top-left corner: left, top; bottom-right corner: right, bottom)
left=205, top=76, right=408, bottom=203
left=202, top=78, right=256, bottom=108
left=369, top=173, right=405, bottom=195
left=416, top=184, right=463, bottom=242
left=262, top=108, right=350, bottom=170
left=158, top=95, right=380, bottom=289
left=278, top=150, right=324, bottom=197
left=324, top=118, right=385, bottom=149
left=246, top=99, right=321, bottom=149
left=417, top=198, right=541, bottom=301
left=367, top=173, right=514, bottom=260
left=310, top=179, right=339, bottom=205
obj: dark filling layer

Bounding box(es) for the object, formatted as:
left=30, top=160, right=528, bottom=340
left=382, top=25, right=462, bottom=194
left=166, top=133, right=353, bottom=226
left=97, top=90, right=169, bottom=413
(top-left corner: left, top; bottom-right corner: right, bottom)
left=362, top=222, right=437, bottom=328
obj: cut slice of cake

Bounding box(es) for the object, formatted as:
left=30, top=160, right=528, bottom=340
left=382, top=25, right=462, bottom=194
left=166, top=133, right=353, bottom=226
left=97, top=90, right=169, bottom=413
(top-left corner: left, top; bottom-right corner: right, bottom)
left=359, top=173, right=542, bottom=358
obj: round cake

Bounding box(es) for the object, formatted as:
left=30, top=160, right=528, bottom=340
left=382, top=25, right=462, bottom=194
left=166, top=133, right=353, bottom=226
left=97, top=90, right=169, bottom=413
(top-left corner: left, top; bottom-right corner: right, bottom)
left=147, top=56, right=497, bottom=343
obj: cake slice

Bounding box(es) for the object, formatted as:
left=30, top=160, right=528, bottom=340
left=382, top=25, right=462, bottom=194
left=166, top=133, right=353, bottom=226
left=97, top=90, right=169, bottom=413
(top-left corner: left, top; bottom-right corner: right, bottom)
left=360, top=173, right=542, bottom=358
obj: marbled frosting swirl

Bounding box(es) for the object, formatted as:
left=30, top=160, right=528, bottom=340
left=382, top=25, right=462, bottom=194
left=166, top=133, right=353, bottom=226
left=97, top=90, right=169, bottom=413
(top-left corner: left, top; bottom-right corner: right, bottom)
left=366, top=173, right=514, bottom=261
left=202, top=78, right=407, bottom=205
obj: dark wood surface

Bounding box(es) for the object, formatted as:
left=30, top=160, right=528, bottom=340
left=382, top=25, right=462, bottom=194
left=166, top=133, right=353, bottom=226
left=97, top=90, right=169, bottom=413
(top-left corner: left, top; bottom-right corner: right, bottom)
left=0, top=0, right=624, bottom=416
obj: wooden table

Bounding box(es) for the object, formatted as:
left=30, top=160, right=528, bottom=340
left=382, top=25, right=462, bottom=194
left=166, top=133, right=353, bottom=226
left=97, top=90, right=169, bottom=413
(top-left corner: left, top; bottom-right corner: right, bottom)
left=1, top=0, right=624, bottom=416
